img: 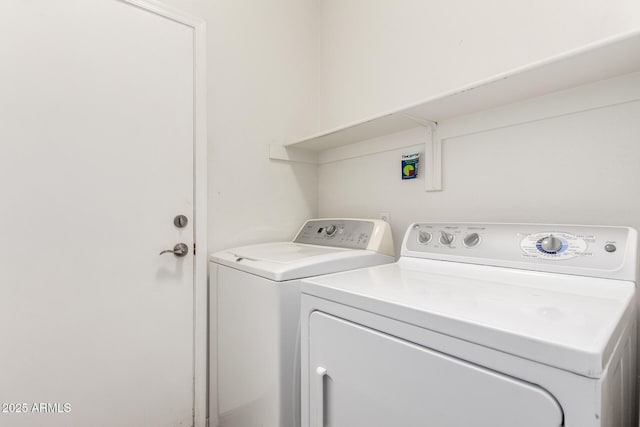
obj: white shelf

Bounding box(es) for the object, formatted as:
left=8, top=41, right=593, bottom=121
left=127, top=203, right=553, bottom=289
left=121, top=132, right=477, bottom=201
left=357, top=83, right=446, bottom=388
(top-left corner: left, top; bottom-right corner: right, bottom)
left=273, top=30, right=640, bottom=156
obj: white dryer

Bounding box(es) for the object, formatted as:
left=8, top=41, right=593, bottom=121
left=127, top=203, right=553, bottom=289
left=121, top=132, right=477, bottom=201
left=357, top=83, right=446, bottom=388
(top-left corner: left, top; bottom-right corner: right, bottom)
left=300, top=223, right=638, bottom=427
left=209, top=219, right=394, bottom=427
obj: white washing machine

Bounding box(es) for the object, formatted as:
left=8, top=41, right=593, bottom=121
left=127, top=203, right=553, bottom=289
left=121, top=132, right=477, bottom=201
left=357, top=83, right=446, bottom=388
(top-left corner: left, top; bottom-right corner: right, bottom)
left=209, top=219, right=394, bottom=427
left=301, top=223, right=638, bottom=427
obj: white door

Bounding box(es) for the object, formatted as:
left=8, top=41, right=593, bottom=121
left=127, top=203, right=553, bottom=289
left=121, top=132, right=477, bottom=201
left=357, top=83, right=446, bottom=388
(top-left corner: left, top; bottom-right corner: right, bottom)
left=308, top=312, right=563, bottom=427
left=0, top=1, right=203, bottom=426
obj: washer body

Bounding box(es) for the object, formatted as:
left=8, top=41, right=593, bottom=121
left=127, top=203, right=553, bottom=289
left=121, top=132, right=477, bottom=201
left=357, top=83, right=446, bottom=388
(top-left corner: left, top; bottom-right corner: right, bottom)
left=209, top=219, right=394, bottom=427
left=301, top=223, right=638, bottom=427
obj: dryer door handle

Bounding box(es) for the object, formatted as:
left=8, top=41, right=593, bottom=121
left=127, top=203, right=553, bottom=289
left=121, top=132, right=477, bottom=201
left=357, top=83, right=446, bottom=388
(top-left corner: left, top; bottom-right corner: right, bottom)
left=315, top=367, right=327, bottom=427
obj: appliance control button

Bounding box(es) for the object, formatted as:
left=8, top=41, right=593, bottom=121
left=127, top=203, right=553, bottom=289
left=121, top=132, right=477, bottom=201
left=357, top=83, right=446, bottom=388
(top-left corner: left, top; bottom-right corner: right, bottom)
left=538, top=235, right=562, bottom=253
left=439, top=231, right=455, bottom=246
left=604, top=244, right=617, bottom=253
left=463, top=233, right=480, bottom=248
left=325, top=224, right=338, bottom=237
left=417, top=231, right=432, bottom=244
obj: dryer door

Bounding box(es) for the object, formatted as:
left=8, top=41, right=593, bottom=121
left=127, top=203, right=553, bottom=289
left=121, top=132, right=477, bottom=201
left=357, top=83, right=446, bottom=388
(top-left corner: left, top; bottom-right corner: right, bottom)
left=307, top=312, right=563, bottom=427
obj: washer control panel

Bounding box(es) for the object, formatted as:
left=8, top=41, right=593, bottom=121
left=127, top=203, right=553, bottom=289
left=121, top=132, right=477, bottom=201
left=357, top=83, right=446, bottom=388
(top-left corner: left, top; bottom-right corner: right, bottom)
left=403, top=223, right=636, bottom=280
left=294, top=219, right=375, bottom=250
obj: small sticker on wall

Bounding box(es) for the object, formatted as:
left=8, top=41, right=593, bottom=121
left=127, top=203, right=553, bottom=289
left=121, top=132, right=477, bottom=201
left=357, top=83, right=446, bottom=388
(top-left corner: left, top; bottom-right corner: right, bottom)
left=401, top=153, right=420, bottom=180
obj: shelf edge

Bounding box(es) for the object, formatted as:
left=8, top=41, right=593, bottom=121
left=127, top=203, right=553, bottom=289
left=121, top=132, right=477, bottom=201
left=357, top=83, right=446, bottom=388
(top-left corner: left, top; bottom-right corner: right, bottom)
left=269, top=144, right=318, bottom=164
left=286, top=28, right=640, bottom=152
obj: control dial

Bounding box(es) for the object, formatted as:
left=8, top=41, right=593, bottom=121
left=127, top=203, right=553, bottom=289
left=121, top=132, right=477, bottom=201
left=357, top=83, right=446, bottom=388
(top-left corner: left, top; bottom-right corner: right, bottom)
left=521, top=232, right=586, bottom=260
left=439, top=231, right=455, bottom=246
left=325, top=224, right=338, bottom=237
left=538, top=234, right=562, bottom=253
left=417, top=231, right=432, bottom=244
left=463, top=233, right=480, bottom=248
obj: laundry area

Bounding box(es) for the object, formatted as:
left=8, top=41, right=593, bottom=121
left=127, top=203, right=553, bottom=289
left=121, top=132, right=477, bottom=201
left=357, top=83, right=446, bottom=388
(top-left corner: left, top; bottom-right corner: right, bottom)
left=1, top=0, right=640, bottom=426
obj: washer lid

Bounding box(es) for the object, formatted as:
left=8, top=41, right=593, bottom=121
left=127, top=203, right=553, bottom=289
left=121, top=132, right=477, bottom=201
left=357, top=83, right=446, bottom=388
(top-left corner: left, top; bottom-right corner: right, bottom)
left=210, top=242, right=394, bottom=281
left=301, top=257, right=636, bottom=377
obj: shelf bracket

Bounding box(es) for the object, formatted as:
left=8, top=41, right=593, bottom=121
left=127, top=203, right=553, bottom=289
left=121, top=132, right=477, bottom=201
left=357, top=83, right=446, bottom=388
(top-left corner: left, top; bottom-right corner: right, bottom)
left=397, top=113, right=436, bottom=129
left=396, top=114, right=442, bottom=192
left=425, top=124, right=442, bottom=192
left=268, top=144, right=318, bottom=164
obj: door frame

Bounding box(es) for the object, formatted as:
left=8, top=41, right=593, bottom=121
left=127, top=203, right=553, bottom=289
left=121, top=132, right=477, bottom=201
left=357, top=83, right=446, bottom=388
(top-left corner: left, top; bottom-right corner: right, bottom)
left=119, top=1, right=208, bottom=425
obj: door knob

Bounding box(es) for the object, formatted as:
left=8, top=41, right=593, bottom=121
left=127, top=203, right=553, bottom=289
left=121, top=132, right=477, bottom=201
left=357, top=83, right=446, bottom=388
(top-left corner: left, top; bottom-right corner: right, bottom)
left=160, top=243, right=189, bottom=257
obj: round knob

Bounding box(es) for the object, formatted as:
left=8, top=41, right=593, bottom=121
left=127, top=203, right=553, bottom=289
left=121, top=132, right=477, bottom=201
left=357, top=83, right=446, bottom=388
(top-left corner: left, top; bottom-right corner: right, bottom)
left=325, top=224, right=338, bottom=236
left=417, top=231, right=432, bottom=244
left=439, top=231, right=454, bottom=246
left=173, top=214, right=188, bottom=228
left=539, top=235, right=563, bottom=253
left=463, top=233, right=480, bottom=248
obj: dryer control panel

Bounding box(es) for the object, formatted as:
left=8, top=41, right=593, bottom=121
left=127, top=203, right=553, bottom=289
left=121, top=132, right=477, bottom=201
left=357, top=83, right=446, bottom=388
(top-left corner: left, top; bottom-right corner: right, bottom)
left=402, top=223, right=637, bottom=281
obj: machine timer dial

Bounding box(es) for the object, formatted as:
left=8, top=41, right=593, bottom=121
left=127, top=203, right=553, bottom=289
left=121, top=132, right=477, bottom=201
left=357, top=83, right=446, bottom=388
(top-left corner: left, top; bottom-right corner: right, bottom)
left=521, top=232, right=587, bottom=260
left=417, top=231, right=432, bottom=244
left=538, top=235, right=562, bottom=253
left=325, top=224, right=338, bottom=237
left=439, top=231, right=455, bottom=246
left=463, top=233, right=480, bottom=248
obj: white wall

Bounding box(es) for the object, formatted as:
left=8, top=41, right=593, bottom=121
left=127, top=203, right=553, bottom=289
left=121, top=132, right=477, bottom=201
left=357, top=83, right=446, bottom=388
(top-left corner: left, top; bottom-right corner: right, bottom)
left=161, top=0, right=320, bottom=252
left=319, top=74, right=640, bottom=254
left=154, top=0, right=640, bottom=254
left=316, top=0, right=640, bottom=253
left=318, top=0, right=640, bottom=129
